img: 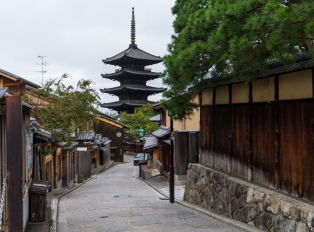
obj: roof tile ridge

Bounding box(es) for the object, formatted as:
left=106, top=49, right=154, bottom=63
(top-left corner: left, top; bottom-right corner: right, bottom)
left=136, top=47, right=163, bottom=59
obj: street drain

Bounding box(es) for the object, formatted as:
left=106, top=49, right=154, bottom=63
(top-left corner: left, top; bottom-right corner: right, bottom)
left=159, top=198, right=168, bottom=200
left=114, top=195, right=131, bottom=198
left=100, top=216, right=109, bottom=219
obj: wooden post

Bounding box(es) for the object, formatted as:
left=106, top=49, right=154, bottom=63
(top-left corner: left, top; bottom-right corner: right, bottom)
left=189, top=132, right=197, bottom=164
left=228, top=84, right=232, bottom=173
left=6, top=96, right=23, bottom=232
left=212, top=87, right=216, bottom=167
left=248, top=82, right=253, bottom=181
left=274, top=75, right=281, bottom=190
left=199, top=92, right=202, bottom=164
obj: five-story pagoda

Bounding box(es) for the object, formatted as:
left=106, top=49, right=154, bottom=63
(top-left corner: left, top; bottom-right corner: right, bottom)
left=100, top=8, right=166, bottom=114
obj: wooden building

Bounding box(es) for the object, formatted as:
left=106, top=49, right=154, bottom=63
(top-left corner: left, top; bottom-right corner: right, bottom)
left=0, top=89, right=34, bottom=231
left=100, top=8, right=166, bottom=114
left=92, top=114, right=128, bottom=162
left=0, top=69, right=41, bottom=231
left=76, top=131, right=111, bottom=178
left=199, top=54, right=314, bottom=202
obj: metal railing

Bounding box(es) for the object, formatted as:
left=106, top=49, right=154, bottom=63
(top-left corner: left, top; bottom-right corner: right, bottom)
left=0, top=174, right=7, bottom=228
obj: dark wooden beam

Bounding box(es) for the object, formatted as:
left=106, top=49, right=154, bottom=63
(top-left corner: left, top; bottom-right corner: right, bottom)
left=248, top=82, right=253, bottom=181
left=189, top=132, right=197, bottom=164
left=228, top=84, right=232, bottom=173
left=212, top=87, right=216, bottom=166
left=274, top=74, right=281, bottom=190
left=6, top=96, right=23, bottom=231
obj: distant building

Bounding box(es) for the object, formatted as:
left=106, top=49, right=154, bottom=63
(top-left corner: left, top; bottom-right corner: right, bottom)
left=100, top=8, right=166, bottom=114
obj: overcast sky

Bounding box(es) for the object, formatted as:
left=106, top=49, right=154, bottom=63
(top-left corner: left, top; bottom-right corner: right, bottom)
left=0, top=1, right=176, bottom=113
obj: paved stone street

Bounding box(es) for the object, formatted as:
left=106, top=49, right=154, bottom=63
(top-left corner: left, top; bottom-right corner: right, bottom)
left=57, top=160, right=244, bottom=232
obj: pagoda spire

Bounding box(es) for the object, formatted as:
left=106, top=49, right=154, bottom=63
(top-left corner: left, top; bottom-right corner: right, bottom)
left=130, top=7, right=137, bottom=48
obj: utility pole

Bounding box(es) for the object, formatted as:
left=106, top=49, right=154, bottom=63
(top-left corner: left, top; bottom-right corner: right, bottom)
left=34, top=56, right=48, bottom=87
left=169, top=117, right=174, bottom=203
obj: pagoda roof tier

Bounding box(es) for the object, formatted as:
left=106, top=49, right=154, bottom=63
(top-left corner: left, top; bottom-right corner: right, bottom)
left=102, top=47, right=163, bottom=67
left=101, top=69, right=161, bottom=81
left=100, top=85, right=166, bottom=95
left=101, top=100, right=154, bottom=108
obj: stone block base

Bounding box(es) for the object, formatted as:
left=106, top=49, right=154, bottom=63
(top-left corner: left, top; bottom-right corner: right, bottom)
left=184, top=164, right=314, bottom=232
left=174, top=174, right=186, bottom=186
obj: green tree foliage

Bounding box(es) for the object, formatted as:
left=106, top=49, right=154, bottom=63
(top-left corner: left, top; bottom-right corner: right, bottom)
left=118, top=104, right=159, bottom=139
left=162, top=0, right=314, bottom=120
left=25, top=74, right=100, bottom=144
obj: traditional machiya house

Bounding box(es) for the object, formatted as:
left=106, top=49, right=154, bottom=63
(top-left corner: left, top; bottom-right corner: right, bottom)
left=100, top=8, right=166, bottom=114
left=0, top=88, right=35, bottom=231
left=91, top=113, right=128, bottom=162
left=147, top=98, right=201, bottom=185
left=76, top=131, right=111, bottom=178
left=198, top=54, right=314, bottom=200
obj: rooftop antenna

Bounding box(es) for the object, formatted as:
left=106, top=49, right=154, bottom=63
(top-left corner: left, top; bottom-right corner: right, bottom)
left=34, top=56, right=49, bottom=87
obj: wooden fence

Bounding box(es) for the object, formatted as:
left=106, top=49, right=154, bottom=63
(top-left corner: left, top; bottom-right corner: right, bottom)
left=175, top=131, right=199, bottom=175
left=77, top=151, right=92, bottom=179
left=201, top=99, right=314, bottom=202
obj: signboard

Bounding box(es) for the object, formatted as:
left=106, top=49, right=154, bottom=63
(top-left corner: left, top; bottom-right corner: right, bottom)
left=26, top=129, right=33, bottom=179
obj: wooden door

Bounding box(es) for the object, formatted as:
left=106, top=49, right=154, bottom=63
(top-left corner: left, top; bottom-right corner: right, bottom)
left=30, top=192, right=46, bottom=222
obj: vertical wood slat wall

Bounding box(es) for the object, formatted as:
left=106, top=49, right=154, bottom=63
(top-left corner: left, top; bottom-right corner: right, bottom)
left=200, top=68, right=314, bottom=202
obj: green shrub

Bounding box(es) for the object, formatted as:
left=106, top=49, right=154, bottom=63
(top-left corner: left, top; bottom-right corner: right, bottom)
left=78, top=175, right=84, bottom=183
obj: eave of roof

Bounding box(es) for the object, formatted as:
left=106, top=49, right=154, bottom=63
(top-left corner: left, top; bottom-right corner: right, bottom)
left=101, top=100, right=154, bottom=108
left=97, top=116, right=129, bottom=129
left=143, top=136, right=158, bottom=151
left=152, top=125, right=170, bottom=138
left=202, top=53, right=314, bottom=89
left=149, top=114, right=161, bottom=122
left=102, top=47, right=163, bottom=65
left=101, top=69, right=161, bottom=79
left=100, top=85, right=167, bottom=93
left=0, top=68, right=41, bottom=88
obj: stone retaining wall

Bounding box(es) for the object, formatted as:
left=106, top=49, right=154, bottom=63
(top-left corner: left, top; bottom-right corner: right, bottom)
left=184, top=164, right=314, bottom=232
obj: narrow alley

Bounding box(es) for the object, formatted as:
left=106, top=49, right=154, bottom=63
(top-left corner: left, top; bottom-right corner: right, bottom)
left=56, top=154, right=244, bottom=232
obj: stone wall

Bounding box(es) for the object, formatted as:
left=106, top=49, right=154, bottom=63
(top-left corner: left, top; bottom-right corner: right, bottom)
left=184, top=164, right=314, bottom=232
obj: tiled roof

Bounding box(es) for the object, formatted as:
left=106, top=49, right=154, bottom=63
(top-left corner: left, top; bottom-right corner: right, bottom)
left=152, top=125, right=170, bottom=138
left=102, top=140, right=111, bottom=146
left=101, top=100, right=154, bottom=108
left=62, top=142, right=79, bottom=150
left=143, top=136, right=158, bottom=151
left=100, top=85, right=166, bottom=93
left=53, top=141, right=68, bottom=147
left=30, top=120, right=51, bottom=140
left=77, top=131, right=95, bottom=141
left=103, top=47, right=163, bottom=65
left=0, top=68, right=41, bottom=88
left=149, top=114, right=161, bottom=122
left=101, top=69, right=161, bottom=80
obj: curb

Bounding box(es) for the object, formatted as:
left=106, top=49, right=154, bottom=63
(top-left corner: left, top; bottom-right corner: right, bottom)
left=136, top=177, right=262, bottom=232
left=51, top=162, right=117, bottom=232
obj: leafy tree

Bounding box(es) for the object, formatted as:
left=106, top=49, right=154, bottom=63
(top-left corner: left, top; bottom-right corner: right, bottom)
left=162, top=0, right=314, bottom=120
left=134, top=103, right=158, bottom=118
left=118, top=104, right=159, bottom=139
left=24, top=74, right=100, bottom=144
